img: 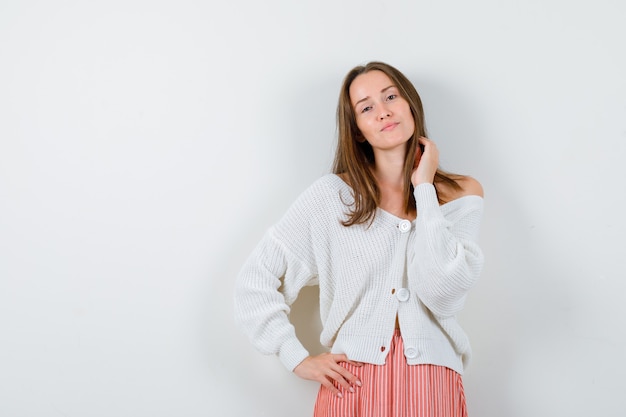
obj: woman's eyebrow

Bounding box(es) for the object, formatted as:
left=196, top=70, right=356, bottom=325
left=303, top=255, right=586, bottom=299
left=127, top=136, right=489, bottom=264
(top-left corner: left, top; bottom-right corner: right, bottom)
left=353, top=85, right=395, bottom=107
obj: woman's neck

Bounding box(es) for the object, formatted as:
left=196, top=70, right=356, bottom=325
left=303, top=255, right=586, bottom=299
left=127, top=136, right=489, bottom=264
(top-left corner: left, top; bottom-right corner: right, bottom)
left=372, top=149, right=406, bottom=191
left=372, top=149, right=415, bottom=220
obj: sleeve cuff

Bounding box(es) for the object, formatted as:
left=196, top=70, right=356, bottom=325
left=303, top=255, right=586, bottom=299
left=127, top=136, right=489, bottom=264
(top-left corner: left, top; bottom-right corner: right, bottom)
left=278, top=337, right=310, bottom=372
left=413, top=183, right=439, bottom=212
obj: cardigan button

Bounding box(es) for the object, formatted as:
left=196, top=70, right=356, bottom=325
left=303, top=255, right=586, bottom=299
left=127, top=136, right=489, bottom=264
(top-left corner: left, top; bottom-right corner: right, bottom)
left=398, top=220, right=411, bottom=233
left=405, top=347, right=418, bottom=359
left=396, top=288, right=410, bottom=302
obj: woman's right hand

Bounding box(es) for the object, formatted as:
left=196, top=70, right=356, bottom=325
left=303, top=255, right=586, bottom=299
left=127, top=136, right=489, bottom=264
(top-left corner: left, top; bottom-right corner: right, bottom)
left=293, top=353, right=362, bottom=397
left=411, top=136, right=439, bottom=186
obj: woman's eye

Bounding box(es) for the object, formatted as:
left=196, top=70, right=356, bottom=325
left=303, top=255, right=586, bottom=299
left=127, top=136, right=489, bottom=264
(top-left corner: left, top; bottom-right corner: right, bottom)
left=361, top=106, right=372, bottom=113
left=387, top=94, right=397, bottom=101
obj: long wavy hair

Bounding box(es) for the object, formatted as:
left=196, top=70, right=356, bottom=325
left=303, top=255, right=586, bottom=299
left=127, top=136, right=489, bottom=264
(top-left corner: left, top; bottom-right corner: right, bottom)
left=332, top=61, right=461, bottom=226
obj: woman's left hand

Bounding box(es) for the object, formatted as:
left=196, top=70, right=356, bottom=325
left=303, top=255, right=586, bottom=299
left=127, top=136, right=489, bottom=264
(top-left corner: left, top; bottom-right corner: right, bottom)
left=411, top=136, right=439, bottom=186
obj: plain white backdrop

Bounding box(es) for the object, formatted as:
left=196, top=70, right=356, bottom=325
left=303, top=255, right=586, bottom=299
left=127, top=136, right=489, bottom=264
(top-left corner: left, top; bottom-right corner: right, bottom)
left=1, top=0, right=625, bottom=416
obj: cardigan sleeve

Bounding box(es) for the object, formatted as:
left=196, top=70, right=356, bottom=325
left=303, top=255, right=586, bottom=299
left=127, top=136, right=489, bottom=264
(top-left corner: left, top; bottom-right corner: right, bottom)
left=409, top=183, right=484, bottom=317
left=234, top=186, right=320, bottom=372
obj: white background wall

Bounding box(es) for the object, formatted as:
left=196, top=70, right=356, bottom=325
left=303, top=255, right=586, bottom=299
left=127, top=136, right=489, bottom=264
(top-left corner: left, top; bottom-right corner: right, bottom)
left=1, top=0, right=625, bottom=416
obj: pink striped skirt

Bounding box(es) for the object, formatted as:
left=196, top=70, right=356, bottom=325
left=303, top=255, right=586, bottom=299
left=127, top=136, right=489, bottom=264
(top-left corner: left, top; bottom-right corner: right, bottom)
left=313, top=330, right=467, bottom=417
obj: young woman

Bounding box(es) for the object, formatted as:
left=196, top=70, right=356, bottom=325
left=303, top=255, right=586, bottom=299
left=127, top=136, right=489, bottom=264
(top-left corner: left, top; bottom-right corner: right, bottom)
left=234, top=61, right=484, bottom=417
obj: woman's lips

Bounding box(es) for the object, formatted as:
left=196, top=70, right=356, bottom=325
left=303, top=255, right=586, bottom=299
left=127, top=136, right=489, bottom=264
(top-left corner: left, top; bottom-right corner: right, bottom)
left=381, top=122, right=398, bottom=132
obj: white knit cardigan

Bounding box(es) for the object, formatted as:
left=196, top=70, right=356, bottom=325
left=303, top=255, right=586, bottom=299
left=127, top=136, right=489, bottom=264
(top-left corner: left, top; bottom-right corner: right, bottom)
left=234, top=174, right=484, bottom=375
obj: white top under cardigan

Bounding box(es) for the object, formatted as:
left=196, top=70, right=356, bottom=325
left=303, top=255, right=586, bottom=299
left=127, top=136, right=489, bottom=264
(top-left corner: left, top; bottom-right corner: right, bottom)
left=234, top=174, right=484, bottom=375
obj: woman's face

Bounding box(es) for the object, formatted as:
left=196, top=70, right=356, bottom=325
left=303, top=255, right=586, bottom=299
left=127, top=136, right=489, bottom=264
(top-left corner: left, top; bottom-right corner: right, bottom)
left=349, top=70, right=415, bottom=152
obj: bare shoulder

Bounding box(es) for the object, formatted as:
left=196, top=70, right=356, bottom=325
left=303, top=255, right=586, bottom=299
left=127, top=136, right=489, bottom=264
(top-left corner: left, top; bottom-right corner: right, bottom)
left=438, top=175, right=484, bottom=202
left=456, top=176, right=484, bottom=198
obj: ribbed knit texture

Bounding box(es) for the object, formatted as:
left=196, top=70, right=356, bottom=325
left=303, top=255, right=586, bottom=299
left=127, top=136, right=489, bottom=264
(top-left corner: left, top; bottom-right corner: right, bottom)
left=234, top=174, right=484, bottom=374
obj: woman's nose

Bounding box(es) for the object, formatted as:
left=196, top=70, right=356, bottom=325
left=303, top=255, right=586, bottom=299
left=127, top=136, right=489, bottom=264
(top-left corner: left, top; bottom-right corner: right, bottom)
left=378, top=105, right=391, bottom=120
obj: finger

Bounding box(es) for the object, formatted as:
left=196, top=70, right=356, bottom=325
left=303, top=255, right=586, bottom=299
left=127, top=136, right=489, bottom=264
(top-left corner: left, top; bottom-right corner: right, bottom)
left=418, top=136, right=436, bottom=148
left=331, top=363, right=361, bottom=389
left=333, top=354, right=363, bottom=368
left=328, top=369, right=353, bottom=392
left=321, top=378, right=343, bottom=398
left=332, top=353, right=351, bottom=362
left=330, top=354, right=363, bottom=387
left=421, top=136, right=438, bottom=151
